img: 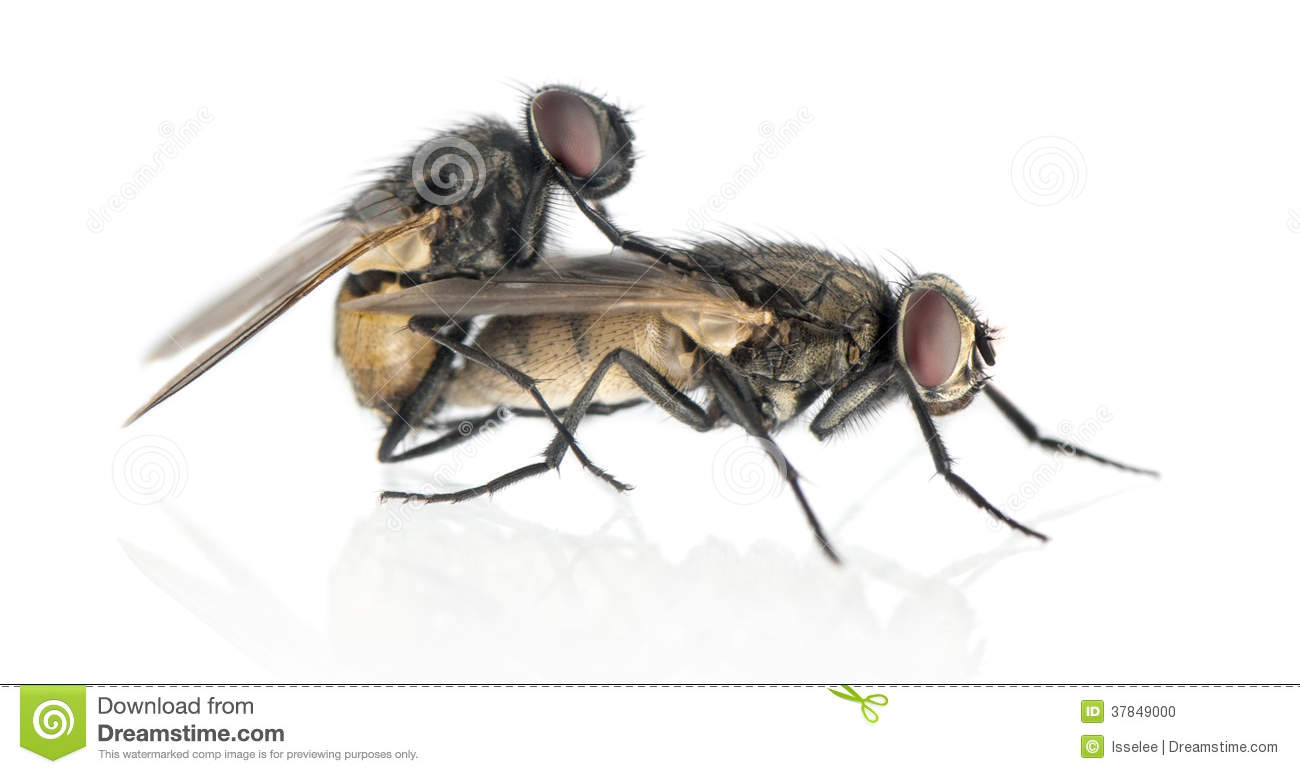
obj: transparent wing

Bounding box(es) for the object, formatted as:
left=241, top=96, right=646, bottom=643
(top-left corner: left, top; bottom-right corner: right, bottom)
left=343, top=251, right=769, bottom=325
left=144, top=222, right=362, bottom=361
left=124, top=205, right=445, bottom=426
left=145, top=189, right=424, bottom=360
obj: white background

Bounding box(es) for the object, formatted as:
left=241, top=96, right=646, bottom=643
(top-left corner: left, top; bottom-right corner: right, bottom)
left=4, top=0, right=1299, bottom=701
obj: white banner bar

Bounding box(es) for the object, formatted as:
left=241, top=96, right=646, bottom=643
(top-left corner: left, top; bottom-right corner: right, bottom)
left=5, top=685, right=1294, bottom=771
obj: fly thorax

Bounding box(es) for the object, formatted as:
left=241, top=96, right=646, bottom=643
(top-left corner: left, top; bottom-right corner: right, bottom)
left=660, top=309, right=766, bottom=358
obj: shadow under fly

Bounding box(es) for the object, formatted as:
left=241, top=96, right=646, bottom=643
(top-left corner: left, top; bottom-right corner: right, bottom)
left=347, top=238, right=1158, bottom=563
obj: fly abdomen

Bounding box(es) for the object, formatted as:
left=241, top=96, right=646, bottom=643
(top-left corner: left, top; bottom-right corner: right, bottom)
left=334, top=271, right=438, bottom=416
left=445, top=313, right=697, bottom=410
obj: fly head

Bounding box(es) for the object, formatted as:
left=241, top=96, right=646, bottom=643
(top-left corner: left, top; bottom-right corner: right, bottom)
left=527, top=86, right=635, bottom=198
left=895, top=273, right=995, bottom=416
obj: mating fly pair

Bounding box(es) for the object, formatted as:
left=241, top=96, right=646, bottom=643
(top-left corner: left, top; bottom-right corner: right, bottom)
left=129, top=86, right=1156, bottom=562
left=128, top=85, right=646, bottom=480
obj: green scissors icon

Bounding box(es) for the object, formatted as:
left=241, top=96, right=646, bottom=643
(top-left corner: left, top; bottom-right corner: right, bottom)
left=829, top=685, right=889, bottom=723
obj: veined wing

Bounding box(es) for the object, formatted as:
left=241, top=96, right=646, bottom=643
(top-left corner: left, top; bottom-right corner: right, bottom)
left=125, top=206, right=444, bottom=426
left=144, top=222, right=360, bottom=361
left=344, top=251, right=771, bottom=324
left=145, top=189, right=427, bottom=361
left=343, top=251, right=774, bottom=358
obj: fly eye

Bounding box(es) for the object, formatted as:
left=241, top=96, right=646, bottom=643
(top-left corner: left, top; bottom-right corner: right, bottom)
left=530, top=89, right=603, bottom=178
left=902, top=290, right=962, bottom=388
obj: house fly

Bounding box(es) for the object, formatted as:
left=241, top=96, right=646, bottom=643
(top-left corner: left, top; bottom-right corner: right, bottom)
left=127, top=85, right=654, bottom=486
left=349, top=240, right=1158, bottom=562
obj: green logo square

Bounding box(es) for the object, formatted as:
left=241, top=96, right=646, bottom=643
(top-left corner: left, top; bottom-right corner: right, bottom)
left=1081, top=735, right=1105, bottom=758
left=20, top=685, right=86, bottom=761
left=1081, top=699, right=1104, bottom=723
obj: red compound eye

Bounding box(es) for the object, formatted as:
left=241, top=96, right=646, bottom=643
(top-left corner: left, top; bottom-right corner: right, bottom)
left=903, top=290, right=962, bottom=388
left=531, top=89, right=602, bottom=178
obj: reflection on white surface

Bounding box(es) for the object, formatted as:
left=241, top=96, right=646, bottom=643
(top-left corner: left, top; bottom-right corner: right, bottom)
left=121, top=483, right=1125, bottom=682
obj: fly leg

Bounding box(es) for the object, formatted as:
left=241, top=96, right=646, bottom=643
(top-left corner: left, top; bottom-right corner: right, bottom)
left=700, top=358, right=842, bottom=563
left=902, top=380, right=1049, bottom=541
left=504, top=168, right=556, bottom=268
left=509, top=399, right=647, bottom=422
left=390, top=351, right=721, bottom=505
left=387, top=351, right=718, bottom=505
left=513, top=166, right=684, bottom=271
left=382, top=407, right=511, bottom=463
left=982, top=384, right=1159, bottom=477
left=381, top=317, right=630, bottom=502
left=539, top=350, right=722, bottom=473
left=376, top=323, right=467, bottom=463
left=420, top=400, right=642, bottom=431
left=808, top=362, right=899, bottom=440
left=381, top=462, right=553, bottom=504
left=552, top=169, right=698, bottom=273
